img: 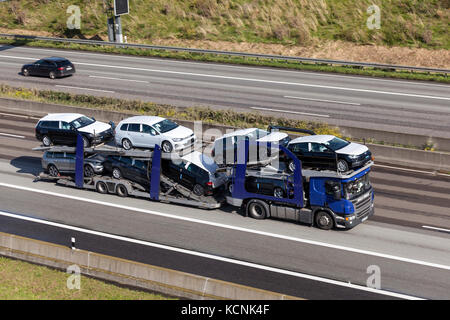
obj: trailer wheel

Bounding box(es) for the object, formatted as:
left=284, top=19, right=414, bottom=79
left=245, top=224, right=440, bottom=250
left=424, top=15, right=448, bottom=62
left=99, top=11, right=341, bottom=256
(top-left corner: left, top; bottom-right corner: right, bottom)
left=246, top=200, right=268, bottom=220
left=96, top=181, right=108, bottom=194
left=315, top=211, right=334, bottom=230
left=116, top=184, right=128, bottom=197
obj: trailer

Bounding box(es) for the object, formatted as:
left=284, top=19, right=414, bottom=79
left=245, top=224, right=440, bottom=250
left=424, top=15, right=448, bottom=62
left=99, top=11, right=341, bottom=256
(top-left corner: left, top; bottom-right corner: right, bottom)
left=226, top=140, right=374, bottom=230
left=34, top=134, right=223, bottom=209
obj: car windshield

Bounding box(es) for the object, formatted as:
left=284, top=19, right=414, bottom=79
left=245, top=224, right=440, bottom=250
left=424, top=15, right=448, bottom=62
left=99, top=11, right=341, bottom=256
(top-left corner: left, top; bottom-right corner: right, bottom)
left=153, top=119, right=179, bottom=133
left=70, top=116, right=95, bottom=129
left=323, top=137, right=350, bottom=151
left=246, top=129, right=269, bottom=140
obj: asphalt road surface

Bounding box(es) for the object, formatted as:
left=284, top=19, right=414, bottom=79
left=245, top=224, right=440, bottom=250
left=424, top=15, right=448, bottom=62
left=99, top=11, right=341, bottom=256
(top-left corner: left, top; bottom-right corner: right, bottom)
left=0, top=110, right=449, bottom=299
left=0, top=44, right=449, bottom=139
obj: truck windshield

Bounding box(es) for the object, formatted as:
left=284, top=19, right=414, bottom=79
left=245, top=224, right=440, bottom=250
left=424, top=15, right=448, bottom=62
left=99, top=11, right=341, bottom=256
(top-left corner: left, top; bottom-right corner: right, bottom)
left=153, top=119, right=179, bottom=133
left=344, top=173, right=371, bottom=199
left=323, top=137, right=350, bottom=151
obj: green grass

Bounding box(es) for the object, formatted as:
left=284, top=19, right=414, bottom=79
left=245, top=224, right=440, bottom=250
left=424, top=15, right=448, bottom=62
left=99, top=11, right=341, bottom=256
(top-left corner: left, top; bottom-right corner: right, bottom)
left=0, top=84, right=342, bottom=136
left=0, top=256, right=175, bottom=300
left=1, top=0, right=449, bottom=49
left=0, top=38, right=448, bottom=83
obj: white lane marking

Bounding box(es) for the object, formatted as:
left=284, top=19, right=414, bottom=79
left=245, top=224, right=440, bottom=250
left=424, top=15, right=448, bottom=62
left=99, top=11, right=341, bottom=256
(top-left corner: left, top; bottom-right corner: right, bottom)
left=0, top=112, right=40, bottom=120
left=250, top=107, right=330, bottom=118
left=55, top=85, right=115, bottom=93
left=0, top=209, right=423, bottom=300
left=0, top=132, right=25, bottom=139
left=422, top=226, right=450, bottom=234
left=0, top=182, right=449, bottom=273
left=73, top=62, right=450, bottom=101
left=1, top=55, right=448, bottom=101
left=89, top=75, right=149, bottom=83
left=284, top=95, right=361, bottom=106
left=4, top=46, right=450, bottom=88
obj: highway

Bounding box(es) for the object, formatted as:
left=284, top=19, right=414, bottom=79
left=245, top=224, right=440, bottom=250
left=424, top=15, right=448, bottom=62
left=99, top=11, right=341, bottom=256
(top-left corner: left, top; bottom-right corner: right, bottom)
left=0, top=44, right=449, bottom=139
left=0, top=111, right=450, bottom=299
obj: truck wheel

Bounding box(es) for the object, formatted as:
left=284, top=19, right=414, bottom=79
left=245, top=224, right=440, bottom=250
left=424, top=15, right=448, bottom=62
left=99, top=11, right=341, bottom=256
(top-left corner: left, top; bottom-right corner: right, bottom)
left=116, top=184, right=128, bottom=197
left=246, top=200, right=268, bottom=220
left=315, top=211, right=334, bottom=230
left=96, top=181, right=108, bottom=194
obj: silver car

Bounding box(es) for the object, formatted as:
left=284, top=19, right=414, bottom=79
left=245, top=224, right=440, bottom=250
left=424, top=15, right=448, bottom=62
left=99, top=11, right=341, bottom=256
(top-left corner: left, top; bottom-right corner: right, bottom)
left=42, top=151, right=104, bottom=177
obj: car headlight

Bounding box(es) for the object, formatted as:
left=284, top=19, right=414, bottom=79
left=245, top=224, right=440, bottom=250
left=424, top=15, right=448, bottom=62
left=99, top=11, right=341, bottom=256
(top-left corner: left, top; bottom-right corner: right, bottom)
left=348, top=154, right=359, bottom=159
left=172, top=138, right=183, bottom=142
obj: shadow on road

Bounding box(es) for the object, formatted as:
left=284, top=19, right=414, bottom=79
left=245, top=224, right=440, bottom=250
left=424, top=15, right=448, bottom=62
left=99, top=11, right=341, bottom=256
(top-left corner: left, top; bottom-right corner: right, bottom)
left=10, top=156, right=42, bottom=176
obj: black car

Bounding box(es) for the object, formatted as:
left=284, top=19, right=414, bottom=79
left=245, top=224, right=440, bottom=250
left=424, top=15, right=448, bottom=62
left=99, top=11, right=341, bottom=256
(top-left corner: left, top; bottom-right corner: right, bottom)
left=244, top=174, right=294, bottom=199
left=22, top=57, right=75, bottom=79
left=103, top=156, right=151, bottom=189
left=161, top=151, right=228, bottom=196
left=286, top=135, right=373, bottom=172
left=35, top=113, right=114, bottom=148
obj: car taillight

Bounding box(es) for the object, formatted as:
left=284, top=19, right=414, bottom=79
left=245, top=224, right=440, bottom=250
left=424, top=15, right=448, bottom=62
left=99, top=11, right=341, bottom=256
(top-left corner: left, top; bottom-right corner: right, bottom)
left=211, top=148, right=215, bottom=157
left=206, top=181, right=213, bottom=187
left=58, top=67, right=64, bottom=70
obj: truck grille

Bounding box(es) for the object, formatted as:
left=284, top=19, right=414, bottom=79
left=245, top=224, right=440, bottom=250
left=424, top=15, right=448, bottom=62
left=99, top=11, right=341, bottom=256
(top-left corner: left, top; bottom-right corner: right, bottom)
left=352, top=191, right=372, bottom=219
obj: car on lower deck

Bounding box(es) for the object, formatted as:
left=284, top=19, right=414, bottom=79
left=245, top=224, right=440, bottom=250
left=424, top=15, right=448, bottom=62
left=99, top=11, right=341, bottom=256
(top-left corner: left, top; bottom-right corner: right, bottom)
left=102, top=155, right=151, bottom=189
left=161, top=151, right=228, bottom=196
left=42, top=151, right=104, bottom=177
left=35, top=113, right=114, bottom=148
left=22, top=57, right=75, bottom=79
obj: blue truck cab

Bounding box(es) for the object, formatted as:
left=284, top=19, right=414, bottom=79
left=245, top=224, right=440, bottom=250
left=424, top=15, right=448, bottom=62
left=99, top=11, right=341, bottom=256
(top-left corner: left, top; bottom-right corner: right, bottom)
left=226, top=140, right=374, bottom=230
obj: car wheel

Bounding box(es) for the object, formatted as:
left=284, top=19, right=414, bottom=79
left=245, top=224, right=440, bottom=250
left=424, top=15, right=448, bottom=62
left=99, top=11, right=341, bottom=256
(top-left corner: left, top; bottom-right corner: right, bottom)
left=247, top=200, right=268, bottom=220
left=228, top=182, right=234, bottom=194
left=23, top=69, right=29, bottom=76
left=112, top=167, right=122, bottom=179
left=82, top=136, right=90, bottom=148
left=48, top=164, right=59, bottom=177
left=116, top=184, right=128, bottom=197
left=96, top=181, right=108, bottom=194
left=337, top=159, right=349, bottom=172
left=49, top=71, right=56, bottom=79
left=84, top=165, right=95, bottom=177
left=42, top=135, right=52, bottom=147
left=122, top=138, right=132, bottom=150
left=273, top=187, right=285, bottom=198
left=288, top=160, right=296, bottom=173
left=193, top=184, right=205, bottom=196
left=315, top=211, right=334, bottom=230
left=161, top=141, right=173, bottom=153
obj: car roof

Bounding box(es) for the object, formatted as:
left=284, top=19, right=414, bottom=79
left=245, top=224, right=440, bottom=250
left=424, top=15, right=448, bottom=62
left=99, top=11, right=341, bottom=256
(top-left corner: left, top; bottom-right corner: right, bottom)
left=217, top=128, right=266, bottom=139
left=181, top=151, right=218, bottom=173
left=39, top=113, right=85, bottom=122
left=288, top=135, right=336, bottom=144
left=120, top=116, right=165, bottom=126
left=44, top=57, right=69, bottom=61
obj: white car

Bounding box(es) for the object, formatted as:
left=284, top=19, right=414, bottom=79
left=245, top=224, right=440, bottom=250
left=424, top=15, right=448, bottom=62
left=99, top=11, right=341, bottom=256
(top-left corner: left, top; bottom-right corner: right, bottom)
left=211, top=128, right=290, bottom=166
left=115, top=116, right=196, bottom=152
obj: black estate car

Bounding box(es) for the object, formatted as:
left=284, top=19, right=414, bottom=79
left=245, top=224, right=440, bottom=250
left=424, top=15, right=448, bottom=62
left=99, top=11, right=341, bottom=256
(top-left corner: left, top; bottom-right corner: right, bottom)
left=22, top=57, right=75, bottom=79
left=102, top=155, right=151, bottom=189
left=35, top=113, right=114, bottom=148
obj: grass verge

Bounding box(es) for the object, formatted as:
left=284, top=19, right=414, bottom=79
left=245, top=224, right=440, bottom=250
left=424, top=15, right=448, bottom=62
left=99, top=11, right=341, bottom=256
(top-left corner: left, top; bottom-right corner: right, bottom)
left=1, top=37, right=448, bottom=84
left=0, top=256, right=174, bottom=300
left=0, top=84, right=341, bottom=136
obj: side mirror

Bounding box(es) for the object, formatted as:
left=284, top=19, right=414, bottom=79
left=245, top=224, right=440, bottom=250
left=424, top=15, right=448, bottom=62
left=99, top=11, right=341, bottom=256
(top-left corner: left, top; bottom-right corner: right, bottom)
left=333, top=186, right=341, bottom=200
left=151, top=129, right=158, bottom=136
left=109, top=121, right=115, bottom=129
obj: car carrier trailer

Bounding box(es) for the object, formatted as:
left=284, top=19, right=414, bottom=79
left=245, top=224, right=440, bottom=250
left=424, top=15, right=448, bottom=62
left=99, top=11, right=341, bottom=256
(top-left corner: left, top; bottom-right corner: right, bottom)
left=226, top=140, right=374, bottom=230
left=34, top=135, right=223, bottom=209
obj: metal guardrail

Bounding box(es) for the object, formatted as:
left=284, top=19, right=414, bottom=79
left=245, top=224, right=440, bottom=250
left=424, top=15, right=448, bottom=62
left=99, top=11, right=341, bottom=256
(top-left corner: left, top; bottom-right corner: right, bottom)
left=1, top=33, right=449, bottom=74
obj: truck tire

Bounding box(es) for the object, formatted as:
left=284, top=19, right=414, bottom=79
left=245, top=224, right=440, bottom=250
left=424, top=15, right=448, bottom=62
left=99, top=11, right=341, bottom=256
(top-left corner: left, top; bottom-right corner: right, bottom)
left=246, top=200, right=269, bottom=220
left=96, top=181, right=108, bottom=194
left=116, top=184, right=128, bottom=197
left=315, top=211, right=334, bottom=230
